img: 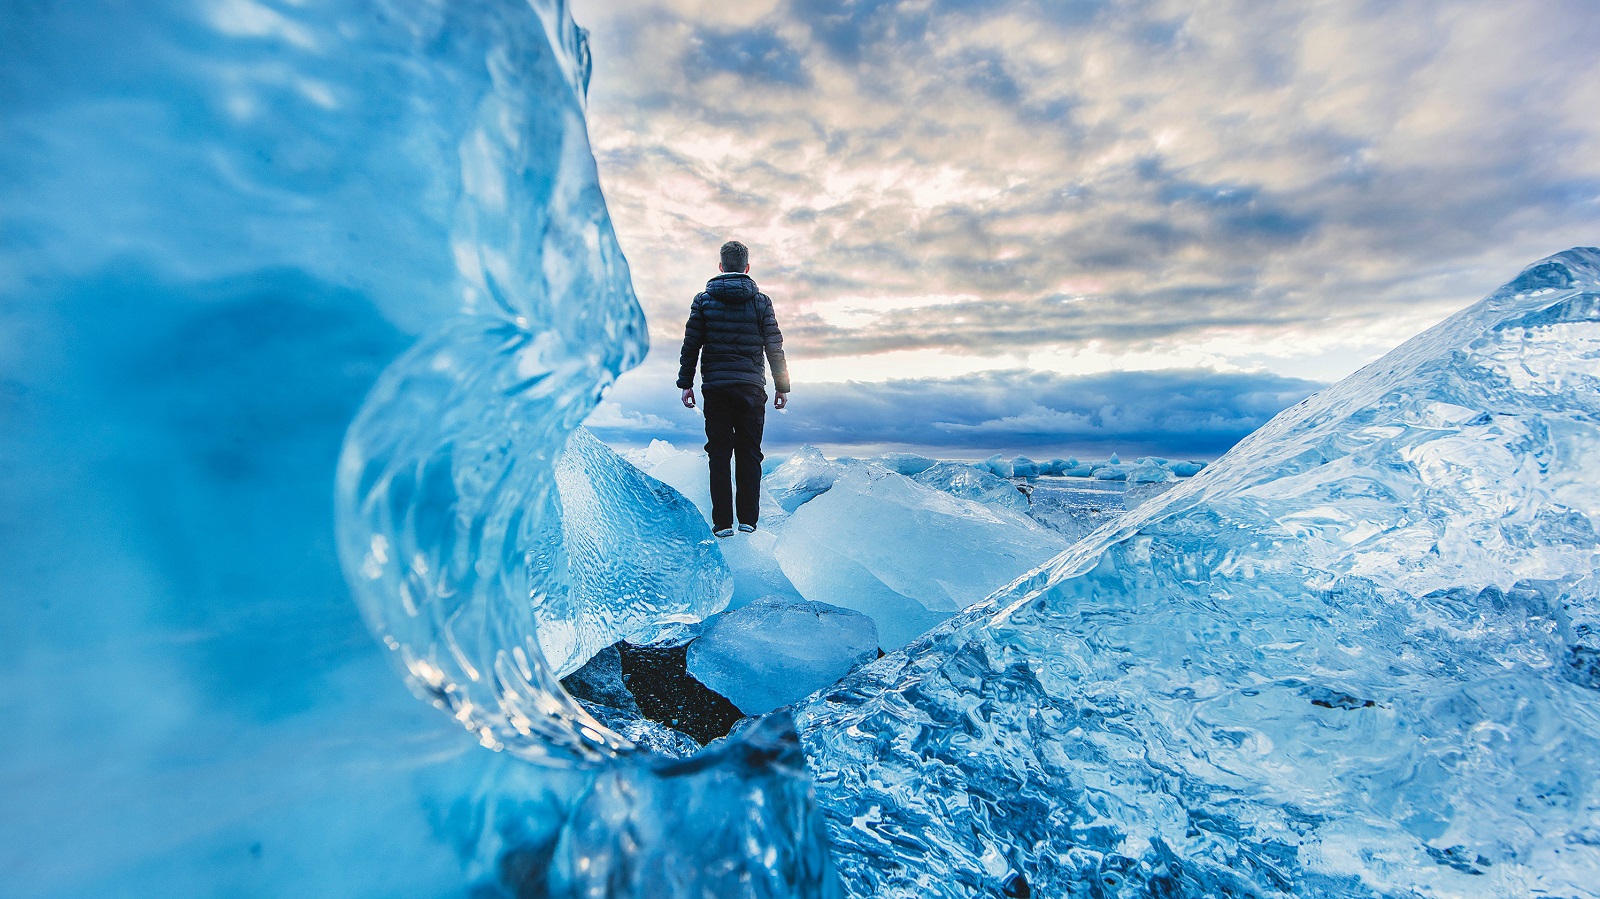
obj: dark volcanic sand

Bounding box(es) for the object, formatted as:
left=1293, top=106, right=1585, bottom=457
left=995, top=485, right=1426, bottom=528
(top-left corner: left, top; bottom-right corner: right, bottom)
left=615, top=642, right=745, bottom=745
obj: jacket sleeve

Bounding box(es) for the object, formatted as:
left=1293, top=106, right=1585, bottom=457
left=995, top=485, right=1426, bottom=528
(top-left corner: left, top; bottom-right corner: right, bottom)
left=676, top=295, right=706, bottom=390
left=758, top=294, right=791, bottom=394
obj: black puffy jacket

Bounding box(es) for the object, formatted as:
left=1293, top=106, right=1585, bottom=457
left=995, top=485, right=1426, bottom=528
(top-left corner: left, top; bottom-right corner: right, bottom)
left=676, top=273, right=791, bottom=394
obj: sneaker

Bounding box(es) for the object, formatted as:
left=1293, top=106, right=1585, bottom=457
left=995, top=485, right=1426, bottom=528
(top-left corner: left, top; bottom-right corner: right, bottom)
left=713, top=527, right=734, bottom=539
left=737, top=523, right=757, bottom=533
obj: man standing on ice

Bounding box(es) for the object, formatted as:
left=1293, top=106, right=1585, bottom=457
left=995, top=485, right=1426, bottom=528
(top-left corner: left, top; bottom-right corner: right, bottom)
left=677, top=240, right=791, bottom=539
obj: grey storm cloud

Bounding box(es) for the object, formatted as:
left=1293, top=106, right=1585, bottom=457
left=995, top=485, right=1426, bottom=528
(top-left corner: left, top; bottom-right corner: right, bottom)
left=588, top=366, right=1323, bottom=457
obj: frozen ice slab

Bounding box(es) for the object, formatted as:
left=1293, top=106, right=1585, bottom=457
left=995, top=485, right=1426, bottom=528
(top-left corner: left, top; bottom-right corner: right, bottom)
left=1169, top=459, right=1207, bottom=477
left=622, top=438, right=685, bottom=471
left=686, top=597, right=879, bottom=715
left=765, top=445, right=841, bottom=512
left=776, top=465, right=1068, bottom=648
left=1058, top=457, right=1097, bottom=477
left=796, top=248, right=1600, bottom=899
left=978, top=453, right=1015, bottom=478
left=1010, top=455, right=1040, bottom=478
left=549, top=427, right=733, bottom=675
left=1126, top=458, right=1174, bottom=483
left=722, top=527, right=807, bottom=610
left=872, top=452, right=939, bottom=476
left=913, top=461, right=1029, bottom=510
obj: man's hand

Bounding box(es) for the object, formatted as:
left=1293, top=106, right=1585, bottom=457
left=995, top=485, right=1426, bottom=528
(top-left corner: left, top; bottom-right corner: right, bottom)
left=681, top=388, right=696, bottom=409
left=774, top=392, right=788, bottom=410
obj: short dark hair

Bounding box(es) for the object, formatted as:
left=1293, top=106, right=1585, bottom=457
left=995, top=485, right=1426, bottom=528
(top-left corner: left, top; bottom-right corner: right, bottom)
left=719, top=240, right=749, bottom=272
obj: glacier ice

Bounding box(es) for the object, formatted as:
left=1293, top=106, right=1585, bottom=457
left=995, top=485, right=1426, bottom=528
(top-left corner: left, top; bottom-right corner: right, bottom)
left=548, top=427, right=732, bottom=675
left=978, top=453, right=1016, bottom=478
left=873, top=451, right=940, bottom=476
left=794, top=248, right=1600, bottom=899
left=775, top=465, right=1069, bottom=648
left=686, top=596, right=879, bottom=715
left=766, top=444, right=842, bottom=512
left=1023, top=477, right=1138, bottom=541
left=913, top=460, right=1030, bottom=510
left=1126, top=457, right=1175, bottom=483
left=12, top=0, right=1600, bottom=894
left=1058, top=458, right=1098, bottom=477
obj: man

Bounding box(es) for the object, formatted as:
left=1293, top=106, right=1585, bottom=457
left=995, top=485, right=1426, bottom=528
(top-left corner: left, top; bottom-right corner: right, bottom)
left=677, top=240, right=790, bottom=538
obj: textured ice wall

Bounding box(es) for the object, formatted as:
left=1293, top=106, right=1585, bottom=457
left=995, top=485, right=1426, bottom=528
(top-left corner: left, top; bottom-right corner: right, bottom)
left=797, top=248, right=1600, bottom=898
left=330, top=0, right=646, bottom=756
left=549, top=427, right=732, bottom=676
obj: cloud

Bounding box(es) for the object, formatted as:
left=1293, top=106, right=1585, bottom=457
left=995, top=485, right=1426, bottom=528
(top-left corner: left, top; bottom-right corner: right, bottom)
left=577, top=0, right=1600, bottom=387
left=687, top=25, right=811, bottom=87
left=587, top=362, right=1322, bottom=457
left=584, top=399, right=674, bottom=431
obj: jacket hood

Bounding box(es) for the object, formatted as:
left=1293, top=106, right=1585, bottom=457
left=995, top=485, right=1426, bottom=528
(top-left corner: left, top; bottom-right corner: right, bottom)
left=705, top=272, right=758, bottom=303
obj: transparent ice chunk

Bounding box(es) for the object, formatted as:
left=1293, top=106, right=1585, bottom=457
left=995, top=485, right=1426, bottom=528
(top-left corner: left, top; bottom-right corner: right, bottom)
left=548, top=427, right=732, bottom=675
left=913, top=461, right=1030, bottom=510
left=766, top=445, right=842, bottom=512
left=686, top=596, right=879, bottom=715
left=872, top=452, right=939, bottom=476
left=776, top=465, right=1068, bottom=648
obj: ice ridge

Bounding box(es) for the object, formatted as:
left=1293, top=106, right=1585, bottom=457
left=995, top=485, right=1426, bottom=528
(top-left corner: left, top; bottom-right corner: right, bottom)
left=796, top=247, right=1600, bottom=899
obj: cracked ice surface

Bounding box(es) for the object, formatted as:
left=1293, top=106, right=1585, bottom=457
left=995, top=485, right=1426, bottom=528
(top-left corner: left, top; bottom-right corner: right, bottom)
left=796, top=248, right=1600, bottom=899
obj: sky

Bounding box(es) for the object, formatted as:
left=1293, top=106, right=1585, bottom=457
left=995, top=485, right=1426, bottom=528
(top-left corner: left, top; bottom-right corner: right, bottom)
left=573, top=0, right=1600, bottom=458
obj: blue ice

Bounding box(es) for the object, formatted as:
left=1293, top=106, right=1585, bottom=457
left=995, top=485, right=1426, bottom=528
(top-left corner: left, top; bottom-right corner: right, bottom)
left=7, top=0, right=1599, bottom=896
left=795, top=249, right=1600, bottom=898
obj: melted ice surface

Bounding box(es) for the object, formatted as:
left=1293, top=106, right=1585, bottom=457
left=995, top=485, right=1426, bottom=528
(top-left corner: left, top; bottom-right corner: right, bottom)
left=797, top=248, right=1600, bottom=898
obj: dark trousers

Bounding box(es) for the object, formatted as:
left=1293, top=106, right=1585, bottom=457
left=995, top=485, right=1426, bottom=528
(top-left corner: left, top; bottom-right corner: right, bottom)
left=702, top=385, right=766, bottom=530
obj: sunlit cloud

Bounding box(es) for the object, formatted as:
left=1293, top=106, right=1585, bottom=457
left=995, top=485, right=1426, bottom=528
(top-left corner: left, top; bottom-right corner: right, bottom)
left=574, top=0, right=1600, bottom=451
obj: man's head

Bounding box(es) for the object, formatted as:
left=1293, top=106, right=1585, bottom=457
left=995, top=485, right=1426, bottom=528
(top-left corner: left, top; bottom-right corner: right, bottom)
left=719, top=240, right=749, bottom=273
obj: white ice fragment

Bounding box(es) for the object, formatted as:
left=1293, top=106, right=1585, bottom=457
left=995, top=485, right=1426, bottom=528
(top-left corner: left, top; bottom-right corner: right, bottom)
left=776, top=465, right=1067, bottom=648
left=765, top=445, right=840, bottom=512
left=872, top=452, right=938, bottom=476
